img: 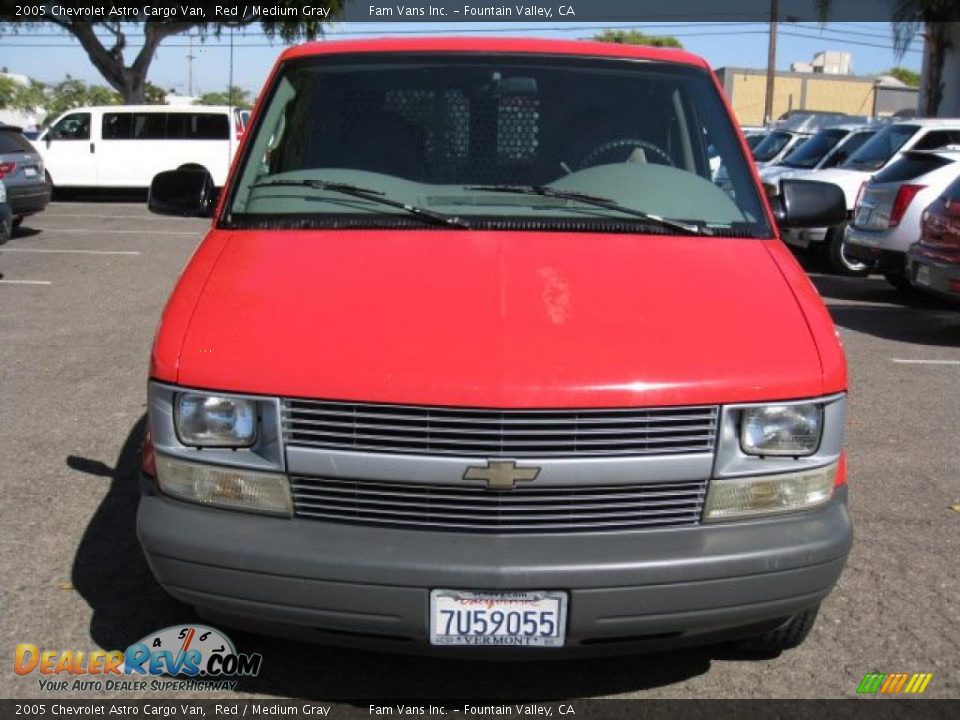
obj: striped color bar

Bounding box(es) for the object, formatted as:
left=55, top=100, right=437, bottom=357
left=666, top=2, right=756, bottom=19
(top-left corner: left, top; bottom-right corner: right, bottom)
left=857, top=672, right=933, bottom=695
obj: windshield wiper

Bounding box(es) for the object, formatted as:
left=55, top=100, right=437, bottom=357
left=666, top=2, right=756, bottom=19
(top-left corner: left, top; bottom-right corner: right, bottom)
left=251, top=179, right=470, bottom=229
left=464, top=184, right=710, bottom=235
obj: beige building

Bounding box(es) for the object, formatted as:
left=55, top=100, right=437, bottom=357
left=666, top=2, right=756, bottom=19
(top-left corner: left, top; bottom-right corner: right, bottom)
left=715, top=67, right=917, bottom=126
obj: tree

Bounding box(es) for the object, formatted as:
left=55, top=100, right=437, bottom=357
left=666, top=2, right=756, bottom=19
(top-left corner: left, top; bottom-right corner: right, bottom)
left=887, top=66, right=921, bottom=87
left=144, top=82, right=167, bottom=105
left=1, top=4, right=345, bottom=104
left=0, top=75, right=18, bottom=108
left=195, top=86, right=252, bottom=108
left=40, top=77, right=123, bottom=118
left=816, top=0, right=960, bottom=116
left=15, top=79, right=48, bottom=112
left=594, top=29, right=683, bottom=48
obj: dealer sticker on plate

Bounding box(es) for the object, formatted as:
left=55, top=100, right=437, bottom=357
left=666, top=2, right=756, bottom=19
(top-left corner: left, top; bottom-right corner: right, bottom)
left=430, top=589, right=567, bottom=647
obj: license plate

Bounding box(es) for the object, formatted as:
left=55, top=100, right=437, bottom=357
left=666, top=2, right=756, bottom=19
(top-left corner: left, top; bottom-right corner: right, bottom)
left=23, top=167, right=37, bottom=177
left=915, top=264, right=931, bottom=286
left=430, top=590, right=567, bottom=647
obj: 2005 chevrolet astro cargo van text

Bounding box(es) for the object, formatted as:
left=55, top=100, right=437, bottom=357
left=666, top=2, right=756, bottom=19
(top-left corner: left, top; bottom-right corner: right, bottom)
left=140, top=38, right=852, bottom=656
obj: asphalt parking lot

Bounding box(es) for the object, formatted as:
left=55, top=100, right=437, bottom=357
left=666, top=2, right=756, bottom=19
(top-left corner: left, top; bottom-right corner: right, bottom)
left=1, top=201, right=958, bottom=700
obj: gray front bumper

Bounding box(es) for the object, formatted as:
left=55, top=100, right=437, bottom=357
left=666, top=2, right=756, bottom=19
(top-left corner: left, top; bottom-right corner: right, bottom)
left=137, top=486, right=852, bottom=655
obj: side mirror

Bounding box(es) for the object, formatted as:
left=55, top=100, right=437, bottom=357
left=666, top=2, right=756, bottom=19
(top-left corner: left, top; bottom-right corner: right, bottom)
left=771, top=179, right=847, bottom=229
left=148, top=168, right=215, bottom=217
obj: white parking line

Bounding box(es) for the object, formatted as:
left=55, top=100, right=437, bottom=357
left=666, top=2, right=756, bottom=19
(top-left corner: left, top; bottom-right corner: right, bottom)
left=37, top=214, right=198, bottom=221
left=48, top=202, right=144, bottom=208
left=33, top=228, right=200, bottom=236
left=1, top=248, right=141, bottom=256
left=891, top=359, right=960, bottom=366
left=0, top=279, right=52, bottom=285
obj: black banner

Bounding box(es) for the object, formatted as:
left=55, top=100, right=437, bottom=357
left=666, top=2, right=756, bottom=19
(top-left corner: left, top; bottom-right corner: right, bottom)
left=1, top=0, right=945, bottom=23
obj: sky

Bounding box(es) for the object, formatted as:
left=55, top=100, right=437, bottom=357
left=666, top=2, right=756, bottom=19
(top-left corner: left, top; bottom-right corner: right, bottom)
left=0, top=21, right=924, bottom=98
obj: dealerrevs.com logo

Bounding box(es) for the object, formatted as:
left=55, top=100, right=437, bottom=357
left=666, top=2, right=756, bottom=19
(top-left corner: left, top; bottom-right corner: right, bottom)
left=14, top=625, right=262, bottom=692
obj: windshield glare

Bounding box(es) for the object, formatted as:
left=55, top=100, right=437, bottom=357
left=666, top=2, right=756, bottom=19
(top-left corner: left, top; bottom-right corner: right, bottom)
left=228, top=54, right=769, bottom=236
left=780, top=129, right=847, bottom=169
left=841, top=124, right=918, bottom=170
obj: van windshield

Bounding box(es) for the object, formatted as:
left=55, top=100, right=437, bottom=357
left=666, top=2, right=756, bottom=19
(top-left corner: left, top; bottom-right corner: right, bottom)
left=227, top=54, right=770, bottom=237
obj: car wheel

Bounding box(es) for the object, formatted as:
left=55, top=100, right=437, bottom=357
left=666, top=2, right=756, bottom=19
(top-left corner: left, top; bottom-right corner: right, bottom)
left=738, top=604, right=820, bottom=654
left=827, top=228, right=870, bottom=277
left=45, top=170, right=58, bottom=201
left=883, top=271, right=912, bottom=291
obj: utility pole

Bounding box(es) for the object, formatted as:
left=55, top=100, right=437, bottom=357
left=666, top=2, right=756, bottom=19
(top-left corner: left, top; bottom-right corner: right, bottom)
left=187, top=35, right=195, bottom=97
left=228, top=26, right=234, bottom=108
left=763, top=0, right=778, bottom=126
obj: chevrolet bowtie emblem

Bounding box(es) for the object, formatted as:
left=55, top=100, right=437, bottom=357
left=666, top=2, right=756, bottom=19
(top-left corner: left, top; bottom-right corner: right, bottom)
left=463, top=460, right=541, bottom=490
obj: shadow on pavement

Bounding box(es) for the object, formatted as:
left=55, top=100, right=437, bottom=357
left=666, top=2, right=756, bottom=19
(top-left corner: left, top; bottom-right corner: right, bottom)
left=10, top=226, right=42, bottom=240
left=810, top=275, right=960, bottom=348
left=52, top=189, right=148, bottom=203
left=70, top=416, right=191, bottom=653
left=70, top=418, right=767, bottom=700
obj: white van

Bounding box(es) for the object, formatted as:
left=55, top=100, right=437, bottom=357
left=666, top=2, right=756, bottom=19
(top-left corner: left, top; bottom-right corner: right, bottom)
left=34, top=105, right=243, bottom=189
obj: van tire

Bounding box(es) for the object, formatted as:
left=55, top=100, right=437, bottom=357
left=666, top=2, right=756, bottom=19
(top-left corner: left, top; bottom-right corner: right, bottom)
left=826, top=228, right=870, bottom=277
left=738, top=604, right=820, bottom=654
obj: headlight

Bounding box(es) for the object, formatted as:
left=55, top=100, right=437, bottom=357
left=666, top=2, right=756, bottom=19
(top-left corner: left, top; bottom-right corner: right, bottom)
left=740, top=403, right=821, bottom=456
left=175, top=392, right=257, bottom=447
left=704, top=462, right=837, bottom=522
left=156, top=454, right=292, bottom=516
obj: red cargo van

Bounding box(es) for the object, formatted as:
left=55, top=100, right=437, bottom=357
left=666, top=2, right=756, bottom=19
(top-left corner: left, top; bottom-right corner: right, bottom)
left=140, top=38, right=851, bottom=656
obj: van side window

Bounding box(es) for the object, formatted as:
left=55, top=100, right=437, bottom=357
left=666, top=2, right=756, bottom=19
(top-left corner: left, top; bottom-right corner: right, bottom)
left=166, top=113, right=229, bottom=140
left=103, top=113, right=133, bottom=140
left=100, top=112, right=229, bottom=140
left=49, top=113, right=91, bottom=141
left=185, top=113, right=230, bottom=140
left=133, top=113, right=167, bottom=140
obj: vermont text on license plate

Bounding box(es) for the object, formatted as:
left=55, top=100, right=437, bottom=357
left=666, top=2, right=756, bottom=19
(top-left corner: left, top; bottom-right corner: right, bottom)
left=430, top=590, right=567, bottom=647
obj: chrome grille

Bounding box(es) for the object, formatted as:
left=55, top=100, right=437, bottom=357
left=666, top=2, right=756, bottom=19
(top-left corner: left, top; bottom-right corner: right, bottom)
left=281, top=400, right=719, bottom=458
left=290, top=477, right=708, bottom=533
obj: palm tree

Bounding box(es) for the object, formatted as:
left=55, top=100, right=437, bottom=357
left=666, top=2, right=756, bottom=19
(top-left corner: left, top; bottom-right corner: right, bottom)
left=817, top=0, right=960, bottom=117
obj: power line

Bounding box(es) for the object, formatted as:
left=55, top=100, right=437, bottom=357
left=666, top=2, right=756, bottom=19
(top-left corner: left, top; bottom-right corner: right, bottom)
left=779, top=29, right=921, bottom=53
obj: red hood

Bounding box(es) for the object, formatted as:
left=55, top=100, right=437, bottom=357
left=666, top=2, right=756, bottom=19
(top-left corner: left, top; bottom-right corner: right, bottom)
left=157, top=229, right=826, bottom=407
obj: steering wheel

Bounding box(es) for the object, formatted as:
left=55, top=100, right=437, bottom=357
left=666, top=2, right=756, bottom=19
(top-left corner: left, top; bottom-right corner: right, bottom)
left=577, top=138, right=675, bottom=170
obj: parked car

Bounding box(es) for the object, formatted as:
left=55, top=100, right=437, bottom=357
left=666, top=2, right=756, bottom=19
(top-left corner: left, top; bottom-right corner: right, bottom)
left=0, top=179, right=11, bottom=243
left=907, top=173, right=960, bottom=302
left=33, top=105, right=245, bottom=190
left=140, top=37, right=851, bottom=656
left=0, top=122, right=51, bottom=229
left=760, top=124, right=878, bottom=186
left=782, top=119, right=960, bottom=274
left=845, top=149, right=960, bottom=289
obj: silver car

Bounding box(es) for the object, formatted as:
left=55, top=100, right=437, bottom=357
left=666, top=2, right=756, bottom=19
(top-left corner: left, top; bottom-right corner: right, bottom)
left=0, top=123, right=51, bottom=230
